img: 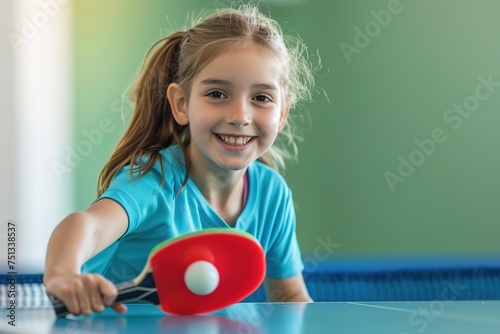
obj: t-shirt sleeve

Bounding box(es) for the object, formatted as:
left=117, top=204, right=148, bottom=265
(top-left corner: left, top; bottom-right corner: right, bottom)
left=265, top=187, right=304, bottom=279
left=96, top=166, right=174, bottom=238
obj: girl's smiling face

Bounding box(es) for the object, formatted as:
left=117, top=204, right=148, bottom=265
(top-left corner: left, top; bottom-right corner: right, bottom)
left=170, top=47, right=289, bottom=173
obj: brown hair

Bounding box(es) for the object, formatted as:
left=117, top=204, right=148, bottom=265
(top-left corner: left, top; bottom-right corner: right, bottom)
left=97, top=4, right=314, bottom=197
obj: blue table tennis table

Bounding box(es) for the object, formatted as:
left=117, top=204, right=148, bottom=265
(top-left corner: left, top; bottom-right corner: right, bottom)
left=2, top=253, right=500, bottom=333
left=1, top=300, right=499, bottom=333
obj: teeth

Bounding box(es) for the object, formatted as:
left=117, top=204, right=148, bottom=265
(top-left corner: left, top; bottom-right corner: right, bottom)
left=219, top=135, right=251, bottom=146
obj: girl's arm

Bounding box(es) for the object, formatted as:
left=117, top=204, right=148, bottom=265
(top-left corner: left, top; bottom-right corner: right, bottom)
left=265, top=273, right=313, bottom=302
left=43, top=198, right=128, bottom=315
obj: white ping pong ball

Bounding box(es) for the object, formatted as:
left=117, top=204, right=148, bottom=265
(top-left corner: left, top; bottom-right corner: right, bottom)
left=184, top=260, right=220, bottom=295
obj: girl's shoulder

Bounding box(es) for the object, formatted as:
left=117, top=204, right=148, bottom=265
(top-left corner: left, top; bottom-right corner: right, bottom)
left=156, top=145, right=187, bottom=184
left=159, top=145, right=186, bottom=170
left=112, top=145, right=186, bottom=188
left=251, top=160, right=286, bottom=181
left=249, top=161, right=291, bottom=197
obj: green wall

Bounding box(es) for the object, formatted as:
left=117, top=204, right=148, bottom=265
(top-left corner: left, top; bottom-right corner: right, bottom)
left=73, top=0, right=500, bottom=255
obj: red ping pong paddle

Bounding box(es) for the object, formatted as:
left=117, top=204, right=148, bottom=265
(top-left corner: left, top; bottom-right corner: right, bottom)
left=50, top=228, right=266, bottom=317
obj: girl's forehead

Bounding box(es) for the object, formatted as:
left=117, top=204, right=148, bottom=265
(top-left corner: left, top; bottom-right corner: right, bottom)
left=197, top=49, right=282, bottom=86
left=195, top=45, right=284, bottom=81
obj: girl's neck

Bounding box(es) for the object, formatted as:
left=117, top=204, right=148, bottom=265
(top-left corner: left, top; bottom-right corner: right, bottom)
left=191, top=165, right=244, bottom=199
left=189, top=156, right=247, bottom=227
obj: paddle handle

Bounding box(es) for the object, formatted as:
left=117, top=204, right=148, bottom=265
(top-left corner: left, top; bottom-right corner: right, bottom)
left=49, top=295, right=71, bottom=318
left=113, top=278, right=159, bottom=304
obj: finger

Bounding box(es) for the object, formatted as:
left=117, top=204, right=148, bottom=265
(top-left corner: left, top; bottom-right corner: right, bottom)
left=87, top=276, right=106, bottom=313
left=98, top=277, right=118, bottom=306
left=55, top=287, right=80, bottom=316
left=82, top=275, right=109, bottom=313
left=46, top=278, right=81, bottom=315
left=65, top=293, right=81, bottom=316
left=112, top=304, right=128, bottom=314
left=76, top=277, right=93, bottom=316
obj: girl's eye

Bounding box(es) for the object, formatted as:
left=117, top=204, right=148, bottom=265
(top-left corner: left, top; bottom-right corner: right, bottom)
left=254, top=95, right=272, bottom=103
left=206, top=90, right=226, bottom=99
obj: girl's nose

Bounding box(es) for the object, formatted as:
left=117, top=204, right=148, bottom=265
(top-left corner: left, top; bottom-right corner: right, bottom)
left=227, top=100, right=252, bottom=128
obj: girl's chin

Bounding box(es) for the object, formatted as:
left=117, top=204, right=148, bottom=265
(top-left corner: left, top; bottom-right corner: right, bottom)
left=214, top=161, right=251, bottom=172
left=211, top=155, right=255, bottom=171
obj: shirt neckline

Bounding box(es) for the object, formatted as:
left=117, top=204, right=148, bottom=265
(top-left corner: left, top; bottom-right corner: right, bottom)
left=186, top=165, right=255, bottom=229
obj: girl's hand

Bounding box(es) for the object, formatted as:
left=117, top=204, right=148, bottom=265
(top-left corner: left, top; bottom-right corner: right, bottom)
left=44, top=274, right=128, bottom=316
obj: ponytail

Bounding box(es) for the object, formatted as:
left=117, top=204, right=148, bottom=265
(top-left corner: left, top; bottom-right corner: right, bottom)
left=97, top=31, right=190, bottom=197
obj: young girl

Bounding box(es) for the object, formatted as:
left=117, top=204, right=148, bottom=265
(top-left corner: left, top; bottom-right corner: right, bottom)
left=44, top=4, right=314, bottom=316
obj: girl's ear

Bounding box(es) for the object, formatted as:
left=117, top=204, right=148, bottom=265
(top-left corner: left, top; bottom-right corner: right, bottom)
left=167, top=83, right=189, bottom=125
left=278, top=105, right=290, bottom=131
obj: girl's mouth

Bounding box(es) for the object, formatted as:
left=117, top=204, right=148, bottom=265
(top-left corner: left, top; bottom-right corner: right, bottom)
left=216, top=134, right=254, bottom=146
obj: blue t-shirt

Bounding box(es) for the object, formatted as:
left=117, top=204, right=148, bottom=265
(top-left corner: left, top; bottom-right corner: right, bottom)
left=82, top=145, right=304, bottom=282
